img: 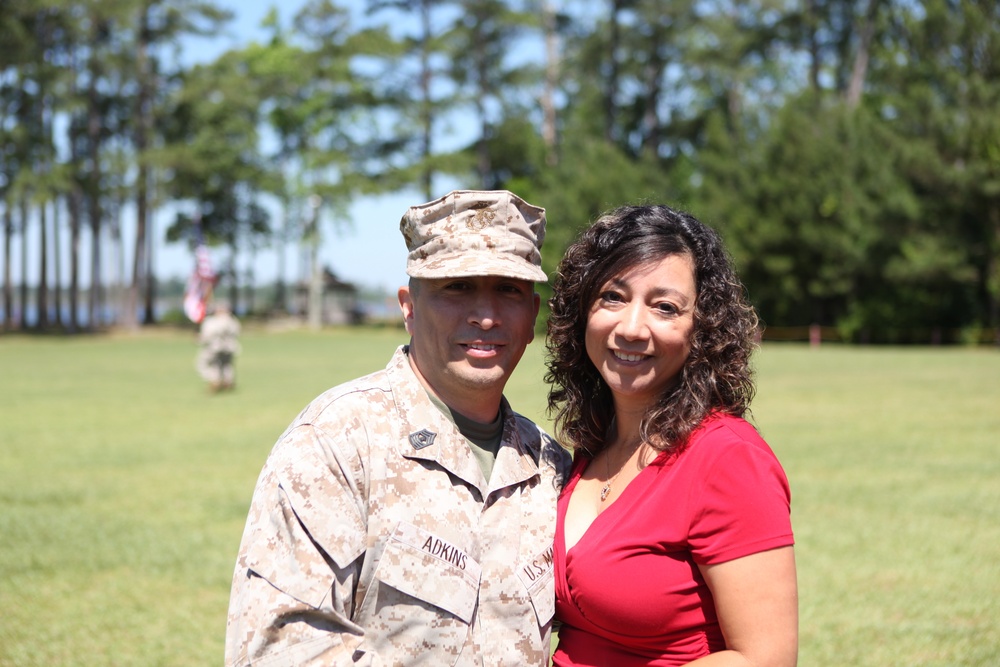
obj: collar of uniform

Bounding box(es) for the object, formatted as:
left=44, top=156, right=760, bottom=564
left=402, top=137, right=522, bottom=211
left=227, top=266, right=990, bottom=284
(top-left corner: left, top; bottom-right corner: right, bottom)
left=384, top=345, right=540, bottom=494
left=385, top=346, right=484, bottom=489
left=487, top=402, right=543, bottom=493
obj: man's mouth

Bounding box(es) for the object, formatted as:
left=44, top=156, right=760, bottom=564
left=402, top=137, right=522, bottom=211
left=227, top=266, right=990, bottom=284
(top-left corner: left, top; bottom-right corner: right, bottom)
left=465, top=343, right=500, bottom=352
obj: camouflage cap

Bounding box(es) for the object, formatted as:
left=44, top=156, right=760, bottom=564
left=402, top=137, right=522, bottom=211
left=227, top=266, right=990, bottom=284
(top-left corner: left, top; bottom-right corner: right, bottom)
left=400, top=190, right=547, bottom=282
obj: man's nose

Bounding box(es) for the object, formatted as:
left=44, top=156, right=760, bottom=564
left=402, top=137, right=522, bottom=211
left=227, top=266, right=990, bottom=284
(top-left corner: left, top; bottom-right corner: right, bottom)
left=468, top=294, right=501, bottom=329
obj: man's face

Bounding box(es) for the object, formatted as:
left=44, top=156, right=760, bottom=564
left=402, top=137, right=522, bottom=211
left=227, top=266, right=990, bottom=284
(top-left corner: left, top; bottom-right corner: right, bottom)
left=398, top=275, right=540, bottom=420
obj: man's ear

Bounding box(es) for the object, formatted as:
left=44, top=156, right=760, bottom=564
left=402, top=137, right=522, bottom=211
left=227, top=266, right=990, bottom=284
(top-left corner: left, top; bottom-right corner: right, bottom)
left=529, top=292, right=541, bottom=342
left=398, top=285, right=415, bottom=336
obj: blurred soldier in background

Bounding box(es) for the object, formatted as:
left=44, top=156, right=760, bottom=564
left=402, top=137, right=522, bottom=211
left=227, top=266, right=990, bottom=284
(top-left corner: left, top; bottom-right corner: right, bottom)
left=196, top=300, right=241, bottom=392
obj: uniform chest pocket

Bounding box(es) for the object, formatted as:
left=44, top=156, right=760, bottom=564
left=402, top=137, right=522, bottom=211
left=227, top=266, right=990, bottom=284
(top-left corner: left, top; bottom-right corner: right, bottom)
left=517, top=544, right=555, bottom=627
left=376, top=522, right=482, bottom=623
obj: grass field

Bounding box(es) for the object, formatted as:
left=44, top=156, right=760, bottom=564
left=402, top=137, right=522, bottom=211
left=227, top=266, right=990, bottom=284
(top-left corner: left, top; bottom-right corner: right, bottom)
left=1, top=327, right=998, bottom=666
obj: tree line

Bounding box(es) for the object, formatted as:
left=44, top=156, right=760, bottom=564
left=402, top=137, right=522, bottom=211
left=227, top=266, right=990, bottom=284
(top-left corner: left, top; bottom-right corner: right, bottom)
left=1, top=0, right=997, bottom=343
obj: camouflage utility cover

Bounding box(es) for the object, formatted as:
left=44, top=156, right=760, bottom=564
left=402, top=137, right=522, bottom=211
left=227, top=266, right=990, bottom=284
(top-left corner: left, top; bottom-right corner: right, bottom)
left=400, top=190, right=547, bottom=282
left=226, top=346, right=571, bottom=666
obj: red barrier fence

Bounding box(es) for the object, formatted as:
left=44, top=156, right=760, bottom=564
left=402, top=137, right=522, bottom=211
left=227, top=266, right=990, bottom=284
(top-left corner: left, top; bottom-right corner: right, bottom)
left=760, top=325, right=999, bottom=346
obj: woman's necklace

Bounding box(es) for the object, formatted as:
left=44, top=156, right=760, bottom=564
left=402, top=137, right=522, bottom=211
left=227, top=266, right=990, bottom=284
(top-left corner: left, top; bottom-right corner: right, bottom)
left=600, top=438, right=641, bottom=502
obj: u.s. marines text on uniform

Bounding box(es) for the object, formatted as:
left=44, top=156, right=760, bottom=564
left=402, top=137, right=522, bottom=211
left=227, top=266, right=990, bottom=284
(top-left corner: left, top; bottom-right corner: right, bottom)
left=225, top=190, right=571, bottom=667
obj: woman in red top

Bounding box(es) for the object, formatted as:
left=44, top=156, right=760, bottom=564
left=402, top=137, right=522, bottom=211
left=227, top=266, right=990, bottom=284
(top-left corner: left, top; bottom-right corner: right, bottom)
left=545, top=205, right=797, bottom=666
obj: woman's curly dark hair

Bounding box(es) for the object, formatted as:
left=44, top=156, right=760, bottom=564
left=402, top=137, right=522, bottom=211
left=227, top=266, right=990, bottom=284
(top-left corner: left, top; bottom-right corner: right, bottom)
left=545, top=204, right=760, bottom=456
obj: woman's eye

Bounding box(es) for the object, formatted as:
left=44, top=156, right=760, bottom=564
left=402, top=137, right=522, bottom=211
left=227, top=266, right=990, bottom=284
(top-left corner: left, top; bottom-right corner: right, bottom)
left=656, top=303, right=679, bottom=315
left=600, top=291, right=623, bottom=303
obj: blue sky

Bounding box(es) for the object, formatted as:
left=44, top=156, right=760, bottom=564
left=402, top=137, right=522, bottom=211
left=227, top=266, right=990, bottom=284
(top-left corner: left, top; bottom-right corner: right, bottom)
left=160, top=0, right=422, bottom=294
left=7, top=1, right=473, bottom=296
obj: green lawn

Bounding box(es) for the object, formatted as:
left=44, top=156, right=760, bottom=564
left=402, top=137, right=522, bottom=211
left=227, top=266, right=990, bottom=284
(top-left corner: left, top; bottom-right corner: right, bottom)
left=1, top=329, right=997, bottom=666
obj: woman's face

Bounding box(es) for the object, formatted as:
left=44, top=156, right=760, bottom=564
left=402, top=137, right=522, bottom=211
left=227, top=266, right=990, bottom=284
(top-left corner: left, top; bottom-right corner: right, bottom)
left=585, top=252, right=697, bottom=412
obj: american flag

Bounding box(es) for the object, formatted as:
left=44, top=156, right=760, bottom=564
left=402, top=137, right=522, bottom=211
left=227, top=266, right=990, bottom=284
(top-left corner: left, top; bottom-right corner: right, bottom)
left=183, top=242, right=216, bottom=323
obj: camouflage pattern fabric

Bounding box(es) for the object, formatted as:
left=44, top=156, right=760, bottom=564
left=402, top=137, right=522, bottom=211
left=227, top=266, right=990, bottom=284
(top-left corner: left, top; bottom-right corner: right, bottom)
left=226, top=346, right=571, bottom=666
left=400, top=190, right=547, bottom=282
left=197, top=310, right=241, bottom=385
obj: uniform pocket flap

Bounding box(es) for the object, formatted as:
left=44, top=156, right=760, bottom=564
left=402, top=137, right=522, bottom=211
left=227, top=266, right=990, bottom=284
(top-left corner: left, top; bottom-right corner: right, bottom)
left=517, top=544, right=555, bottom=627
left=377, top=522, right=482, bottom=624
left=243, top=482, right=338, bottom=609
left=277, top=445, right=367, bottom=570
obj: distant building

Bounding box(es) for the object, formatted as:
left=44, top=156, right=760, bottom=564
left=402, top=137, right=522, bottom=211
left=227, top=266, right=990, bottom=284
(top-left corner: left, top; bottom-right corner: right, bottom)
left=293, top=267, right=362, bottom=325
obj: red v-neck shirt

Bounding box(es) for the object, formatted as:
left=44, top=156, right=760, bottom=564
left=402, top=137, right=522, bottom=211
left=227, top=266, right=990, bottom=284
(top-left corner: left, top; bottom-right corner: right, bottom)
left=552, top=413, right=794, bottom=666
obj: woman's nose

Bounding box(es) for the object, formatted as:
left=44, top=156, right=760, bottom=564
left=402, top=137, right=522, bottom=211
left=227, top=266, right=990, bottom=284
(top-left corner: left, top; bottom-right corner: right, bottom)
left=616, top=302, right=648, bottom=339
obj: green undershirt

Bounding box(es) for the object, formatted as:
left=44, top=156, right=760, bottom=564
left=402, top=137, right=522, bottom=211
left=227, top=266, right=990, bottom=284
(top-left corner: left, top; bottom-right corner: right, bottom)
left=426, top=391, right=503, bottom=482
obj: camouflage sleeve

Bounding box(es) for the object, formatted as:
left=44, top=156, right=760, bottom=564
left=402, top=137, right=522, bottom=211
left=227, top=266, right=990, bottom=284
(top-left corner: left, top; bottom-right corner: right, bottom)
left=226, top=423, right=380, bottom=667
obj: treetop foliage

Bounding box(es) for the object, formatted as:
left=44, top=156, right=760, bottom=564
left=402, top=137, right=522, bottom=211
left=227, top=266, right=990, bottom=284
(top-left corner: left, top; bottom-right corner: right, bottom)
left=1, top=0, right=998, bottom=343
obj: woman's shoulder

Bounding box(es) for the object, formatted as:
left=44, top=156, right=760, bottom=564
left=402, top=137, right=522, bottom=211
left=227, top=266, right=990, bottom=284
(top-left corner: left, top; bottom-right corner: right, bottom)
left=681, top=412, right=778, bottom=466
left=693, top=411, right=765, bottom=444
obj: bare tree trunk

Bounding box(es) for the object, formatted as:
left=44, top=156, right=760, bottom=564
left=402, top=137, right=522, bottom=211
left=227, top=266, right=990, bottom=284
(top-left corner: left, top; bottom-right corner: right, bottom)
left=243, top=274, right=252, bottom=316
left=641, top=19, right=667, bottom=157
left=86, top=30, right=103, bottom=329
left=541, top=0, right=559, bottom=165
left=143, top=200, right=155, bottom=323
left=68, top=188, right=82, bottom=331
left=127, top=2, right=153, bottom=329
left=109, top=201, right=125, bottom=326
left=246, top=245, right=256, bottom=315
left=88, top=202, right=101, bottom=328
left=53, top=198, right=63, bottom=328
left=129, top=193, right=146, bottom=328
left=807, top=0, right=822, bottom=93
left=846, top=0, right=880, bottom=109
left=419, top=0, right=434, bottom=200
left=38, top=200, right=49, bottom=329
left=989, top=205, right=1000, bottom=343
left=604, top=0, right=624, bottom=143
left=2, top=206, right=11, bottom=330
left=67, top=42, right=84, bottom=333
left=228, top=248, right=239, bottom=313
left=472, top=13, right=491, bottom=189
left=274, top=205, right=289, bottom=313
left=19, top=200, right=29, bottom=329
left=38, top=59, right=53, bottom=329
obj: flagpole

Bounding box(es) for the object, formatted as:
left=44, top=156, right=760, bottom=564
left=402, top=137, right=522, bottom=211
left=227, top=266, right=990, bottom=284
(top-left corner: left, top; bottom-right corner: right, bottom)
left=183, top=213, right=216, bottom=324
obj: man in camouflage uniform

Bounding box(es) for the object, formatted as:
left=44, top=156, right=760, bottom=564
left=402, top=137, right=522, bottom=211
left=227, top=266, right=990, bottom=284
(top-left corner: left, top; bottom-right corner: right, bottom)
left=226, top=190, right=571, bottom=666
left=197, top=301, right=241, bottom=391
